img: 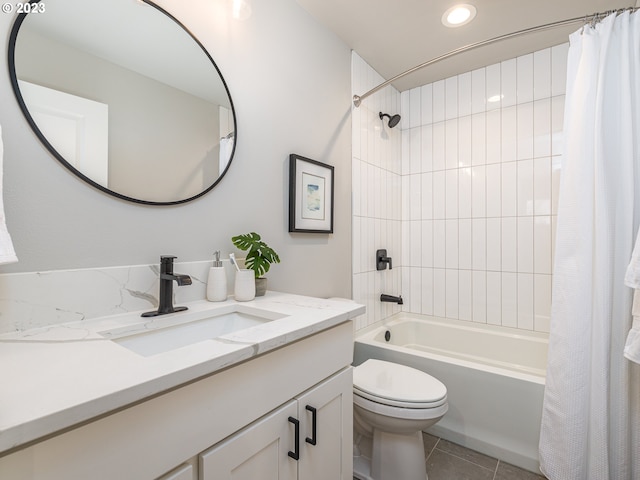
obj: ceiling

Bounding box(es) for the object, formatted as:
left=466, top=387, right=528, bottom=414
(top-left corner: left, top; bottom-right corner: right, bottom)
left=295, top=0, right=637, bottom=93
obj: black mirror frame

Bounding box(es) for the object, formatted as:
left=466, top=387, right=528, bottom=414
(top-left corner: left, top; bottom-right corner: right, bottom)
left=7, top=0, right=237, bottom=206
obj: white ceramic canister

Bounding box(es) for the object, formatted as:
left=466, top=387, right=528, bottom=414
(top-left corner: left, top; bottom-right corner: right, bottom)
left=234, top=269, right=255, bottom=301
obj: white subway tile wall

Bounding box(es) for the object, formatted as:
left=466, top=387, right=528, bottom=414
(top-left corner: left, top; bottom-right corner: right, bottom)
left=351, top=43, right=568, bottom=332
left=351, top=53, right=403, bottom=331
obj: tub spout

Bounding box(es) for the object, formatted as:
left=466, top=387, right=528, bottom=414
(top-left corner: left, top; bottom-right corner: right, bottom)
left=380, top=294, right=403, bottom=305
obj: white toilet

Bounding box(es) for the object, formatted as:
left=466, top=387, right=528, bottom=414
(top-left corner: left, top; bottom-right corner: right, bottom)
left=352, top=359, right=448, bottom=480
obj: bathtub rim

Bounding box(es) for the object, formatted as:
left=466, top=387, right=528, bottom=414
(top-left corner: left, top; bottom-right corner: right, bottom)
left=355, top=312, right=548, bottom=385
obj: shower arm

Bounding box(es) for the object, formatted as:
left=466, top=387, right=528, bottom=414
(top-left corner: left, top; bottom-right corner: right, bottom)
left=352, top=8, right=639, bottom=108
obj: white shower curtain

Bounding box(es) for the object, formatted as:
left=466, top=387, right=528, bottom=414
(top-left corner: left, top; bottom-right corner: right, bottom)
left=539, top=11, right=640, bottom=480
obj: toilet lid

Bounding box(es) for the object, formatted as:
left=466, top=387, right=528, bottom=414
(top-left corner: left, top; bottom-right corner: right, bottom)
left=353, top=359, right=447, bottom=404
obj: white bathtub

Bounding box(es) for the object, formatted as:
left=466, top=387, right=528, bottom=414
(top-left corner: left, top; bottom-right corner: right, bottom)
left=353, top=313, right=548, bottom=473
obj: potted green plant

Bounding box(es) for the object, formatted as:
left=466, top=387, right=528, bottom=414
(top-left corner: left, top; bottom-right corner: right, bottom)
left=231, top=232, right=281, bottom=296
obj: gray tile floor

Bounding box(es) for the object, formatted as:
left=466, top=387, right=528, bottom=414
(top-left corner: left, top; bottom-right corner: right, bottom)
left=355, top=433, right=547, bottom=480
left=423, top=433, right=547, bottom=480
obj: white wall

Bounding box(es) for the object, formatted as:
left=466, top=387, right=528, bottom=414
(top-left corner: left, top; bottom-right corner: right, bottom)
left=0, top=0, right=352, bottom=299
left=353, top=44, right=569, bottom=333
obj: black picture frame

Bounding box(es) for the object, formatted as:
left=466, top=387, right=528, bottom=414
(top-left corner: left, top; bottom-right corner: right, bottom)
left=288, top=154, right=334, bottom=233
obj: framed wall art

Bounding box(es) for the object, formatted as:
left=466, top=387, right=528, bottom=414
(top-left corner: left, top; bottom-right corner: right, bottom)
left=288, top=154, right=334, bottom=233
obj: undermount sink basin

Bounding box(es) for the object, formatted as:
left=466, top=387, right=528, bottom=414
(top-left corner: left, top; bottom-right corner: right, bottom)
left=99, top=305, right=287, bottom=357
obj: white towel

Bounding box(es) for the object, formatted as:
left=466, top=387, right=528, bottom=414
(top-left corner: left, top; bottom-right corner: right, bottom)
left=624, top=317, right=640, bottom=364
left=0, top=125, right=17, bottom=265
left=219, top=136, right=234, bottom=174
left=623, top=277, right=640, bottom=364
left=624, top=288, right=640, bottom=363
left=625, top=227, right=640, bottom=287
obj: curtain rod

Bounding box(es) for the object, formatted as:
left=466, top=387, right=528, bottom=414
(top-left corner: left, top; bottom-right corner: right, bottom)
left=353, top=7, right=639, bottom=107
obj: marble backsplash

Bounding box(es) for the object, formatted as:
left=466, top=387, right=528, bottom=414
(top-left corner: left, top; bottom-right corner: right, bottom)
left=0, top=260, right=237, bottom=334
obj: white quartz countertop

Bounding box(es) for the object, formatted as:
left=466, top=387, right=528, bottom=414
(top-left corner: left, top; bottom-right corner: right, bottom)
left=0, top=292, right=364, bottom=455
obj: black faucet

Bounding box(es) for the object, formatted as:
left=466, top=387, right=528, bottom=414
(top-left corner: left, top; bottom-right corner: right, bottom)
left=142, top=256, right=192, bottom=317
left=380, top=293, right=403, bottom=305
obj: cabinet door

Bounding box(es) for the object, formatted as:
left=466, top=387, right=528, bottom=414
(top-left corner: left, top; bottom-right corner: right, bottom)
left=200, top=401, right=298, bottom=480
left=155, top=462, right=194, bottom=480
left=297, top=367, right=353, bottom=480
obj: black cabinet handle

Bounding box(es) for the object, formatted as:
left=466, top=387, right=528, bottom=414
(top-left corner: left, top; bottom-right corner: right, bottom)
left=305, top=405, right=317, bottom=446
left=288, top=416, right=300, bottom=461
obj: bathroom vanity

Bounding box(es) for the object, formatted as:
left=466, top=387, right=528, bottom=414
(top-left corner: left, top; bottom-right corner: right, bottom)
left=0, top=292, right=364, bottom=479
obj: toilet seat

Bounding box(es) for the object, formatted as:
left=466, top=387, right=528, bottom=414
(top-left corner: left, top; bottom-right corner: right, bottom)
left=353, top=387, right=447, bottom=409
left=354, top=391, right=449, bottom=420
left=353, top=359, right=447, bottom=407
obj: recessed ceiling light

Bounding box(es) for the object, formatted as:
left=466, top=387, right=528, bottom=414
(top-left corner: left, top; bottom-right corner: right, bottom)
left=442, top=4, right=477, bottom=28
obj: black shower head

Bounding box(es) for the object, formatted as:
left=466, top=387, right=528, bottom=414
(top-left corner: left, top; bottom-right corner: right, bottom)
left=379, top=111, right=401, bottom=128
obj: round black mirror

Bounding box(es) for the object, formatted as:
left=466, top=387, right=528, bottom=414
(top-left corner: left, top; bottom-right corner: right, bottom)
left=8, top=0, right=236, bottom=205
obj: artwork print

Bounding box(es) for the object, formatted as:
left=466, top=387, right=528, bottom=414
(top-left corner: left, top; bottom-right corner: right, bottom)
left=302, top=173, right=325, bottom=220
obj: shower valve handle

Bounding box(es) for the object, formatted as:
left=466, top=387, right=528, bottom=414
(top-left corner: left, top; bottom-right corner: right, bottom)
left=376, top=249, right=392, bottom=270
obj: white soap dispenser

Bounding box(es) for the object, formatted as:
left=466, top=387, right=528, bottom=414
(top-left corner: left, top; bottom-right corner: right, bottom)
left=206, top=251, right=227, bottom=302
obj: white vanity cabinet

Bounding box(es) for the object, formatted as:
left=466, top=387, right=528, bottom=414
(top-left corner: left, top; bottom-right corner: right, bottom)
left=296, top=367, right=352, bottom=480
left=0, top=321, right=354, bottom=480
left=200, top=367, right=352, bottom=480
left=200, top=400, right=299, bottom=480
left=156, top=461, right=196, bottom=480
